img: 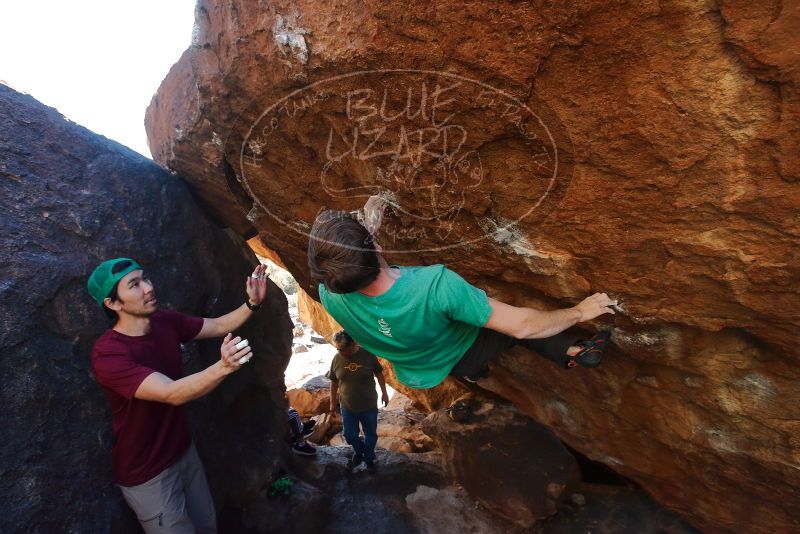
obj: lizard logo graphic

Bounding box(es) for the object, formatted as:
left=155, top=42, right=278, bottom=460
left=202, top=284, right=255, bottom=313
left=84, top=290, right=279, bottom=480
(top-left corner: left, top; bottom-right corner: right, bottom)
left=378, top=318, right=393, bottom=338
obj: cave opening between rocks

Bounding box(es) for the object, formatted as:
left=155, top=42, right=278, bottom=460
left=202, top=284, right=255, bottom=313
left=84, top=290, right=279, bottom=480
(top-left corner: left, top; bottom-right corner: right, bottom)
left=565, top=444, right=638, bottom=487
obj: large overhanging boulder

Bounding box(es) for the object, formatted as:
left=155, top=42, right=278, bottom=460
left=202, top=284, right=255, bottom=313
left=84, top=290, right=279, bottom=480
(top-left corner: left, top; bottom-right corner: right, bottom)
left=0, top=84, right=292, bottom=532
left=145, top=1, right=800, bottom=532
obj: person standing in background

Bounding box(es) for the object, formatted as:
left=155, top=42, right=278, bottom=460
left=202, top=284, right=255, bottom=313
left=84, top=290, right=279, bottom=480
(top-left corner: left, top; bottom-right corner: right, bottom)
left=327, top=330, right=389, bottom=470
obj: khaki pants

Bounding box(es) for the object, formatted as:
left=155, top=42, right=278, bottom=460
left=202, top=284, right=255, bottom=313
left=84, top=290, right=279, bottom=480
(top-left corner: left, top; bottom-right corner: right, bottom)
left=119, top=443, right=216, bottom=533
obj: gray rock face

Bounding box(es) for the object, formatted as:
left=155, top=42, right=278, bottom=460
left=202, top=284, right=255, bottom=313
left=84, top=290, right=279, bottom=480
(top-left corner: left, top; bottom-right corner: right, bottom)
left=405, top=485, right=506, bottom=534
left=0, top=84, right=292, bottom=532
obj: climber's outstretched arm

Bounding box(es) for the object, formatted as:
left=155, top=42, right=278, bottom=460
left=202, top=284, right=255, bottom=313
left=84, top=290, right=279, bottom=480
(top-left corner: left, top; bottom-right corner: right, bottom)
left=484, top=293, right=616, bottom=340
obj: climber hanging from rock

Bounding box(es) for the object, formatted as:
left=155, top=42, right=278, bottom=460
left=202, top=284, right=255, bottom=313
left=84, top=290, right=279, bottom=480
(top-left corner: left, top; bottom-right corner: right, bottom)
left=307, top=196, right=615, bottom=389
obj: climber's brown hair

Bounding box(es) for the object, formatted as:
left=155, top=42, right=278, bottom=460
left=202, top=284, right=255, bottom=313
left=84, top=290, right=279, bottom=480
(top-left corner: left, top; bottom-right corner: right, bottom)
left=308, top=210, right=380, bottom=294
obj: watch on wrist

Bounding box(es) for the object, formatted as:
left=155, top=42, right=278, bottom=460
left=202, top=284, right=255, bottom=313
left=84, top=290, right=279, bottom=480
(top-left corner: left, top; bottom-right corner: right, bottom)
left=246, top=299, right=262, bottom=311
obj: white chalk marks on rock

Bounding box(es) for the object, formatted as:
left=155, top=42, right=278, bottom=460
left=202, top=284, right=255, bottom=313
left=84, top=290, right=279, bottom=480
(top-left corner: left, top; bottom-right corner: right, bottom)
left=238, top=70, right=573, bottom=253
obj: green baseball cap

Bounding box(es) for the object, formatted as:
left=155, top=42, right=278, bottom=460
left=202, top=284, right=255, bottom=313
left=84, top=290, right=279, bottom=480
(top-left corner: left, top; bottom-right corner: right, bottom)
left=87, top=258, right=143, bottom=307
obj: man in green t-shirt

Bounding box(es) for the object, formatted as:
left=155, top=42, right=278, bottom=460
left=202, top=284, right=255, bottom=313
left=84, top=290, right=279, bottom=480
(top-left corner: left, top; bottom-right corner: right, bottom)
left=308, top=198, right=616, bottom=390
left=327, top=330, right=389, bottom=469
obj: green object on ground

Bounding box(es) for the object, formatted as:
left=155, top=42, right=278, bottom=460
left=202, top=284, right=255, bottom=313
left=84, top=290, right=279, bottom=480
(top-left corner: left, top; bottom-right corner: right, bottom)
left=269, top=476, right=293, bottom=497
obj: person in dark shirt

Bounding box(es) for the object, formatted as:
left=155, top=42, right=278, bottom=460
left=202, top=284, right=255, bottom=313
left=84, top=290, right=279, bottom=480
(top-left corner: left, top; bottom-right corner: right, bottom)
left=88, top=258, right=267, bottom=533
left=327, top=330, right=389, bottom=470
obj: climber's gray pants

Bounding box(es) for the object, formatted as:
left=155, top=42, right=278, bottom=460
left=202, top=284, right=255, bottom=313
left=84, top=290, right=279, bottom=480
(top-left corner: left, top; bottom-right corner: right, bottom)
left=119, top=443, right=216, bottom=534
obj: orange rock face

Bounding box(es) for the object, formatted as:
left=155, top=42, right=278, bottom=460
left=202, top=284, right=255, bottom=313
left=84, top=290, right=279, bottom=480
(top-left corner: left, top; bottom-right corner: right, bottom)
left=146, top=1, right=800, bottom=531
left=297, top=288, right=340, bottom=338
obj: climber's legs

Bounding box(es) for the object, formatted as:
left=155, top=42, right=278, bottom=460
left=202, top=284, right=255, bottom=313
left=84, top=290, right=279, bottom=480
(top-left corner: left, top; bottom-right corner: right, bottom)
left=450, top=328, right=600, bottom=380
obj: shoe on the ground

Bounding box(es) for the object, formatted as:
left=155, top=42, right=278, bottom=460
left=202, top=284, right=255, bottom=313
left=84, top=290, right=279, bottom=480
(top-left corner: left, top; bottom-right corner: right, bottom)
left=567, top=331, right=612, bottom=369
left=301, top=420, right=316, bottom=438
left=291, top=441, right=317, bottom=456
left=349, top=452, right=363, bottom=468
left=365, top=460, right=376, bottom=471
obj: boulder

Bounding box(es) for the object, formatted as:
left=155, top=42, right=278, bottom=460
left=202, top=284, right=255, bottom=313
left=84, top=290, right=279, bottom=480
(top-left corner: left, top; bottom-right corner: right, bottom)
left=0, top=84, right=292, bottom=532
left=306, top=411, right=342, bottom=445
left=376, top=409, right=435, bottom=453
left=405, top=485, right=511, bottom=534
left=145, top=1, right=800, bottom=531
left=386, top=391, right=427, bottom=412
left=421, top=396, right=581, bottom=527
left=264, top=262, right=298, bottom=295
left=297, top=289, right=340, bottom=339
left=247, top=236, right=286, bottom=268
left=219, top=478, right=329, bottom=534
left=286, top=374, right=331, bottom=417
left=537, top=483, right=700, bottom=534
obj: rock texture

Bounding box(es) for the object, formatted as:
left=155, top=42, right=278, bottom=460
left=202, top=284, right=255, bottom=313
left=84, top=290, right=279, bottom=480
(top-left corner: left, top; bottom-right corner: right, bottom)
left=297, top=288, right=340, bottom=339
left=405, top=485, right=511, bottom=534
left=374, top=409, right=435, bottom=454
left=422, top=397, right=581, bottom=527
left=306, top=411, right=342, bottom=445
left=145, top=1, right=800, bottom=531
left=380, top=355, right=470, bottom=413
left=286, top=374, right=331, bottom=417
left=0, top=84, right=292, bottom=532
left=537, top=483, right=700, bottom=534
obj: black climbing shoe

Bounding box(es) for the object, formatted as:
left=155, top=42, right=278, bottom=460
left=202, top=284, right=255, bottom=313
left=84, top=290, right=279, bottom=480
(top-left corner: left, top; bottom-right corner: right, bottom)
left=460, top=364, right=489, bottom=383
left=292, top=441, right=317, bottom=456
left=446, top=399, right=472, bottom=423
left=567, top=331, right=612, bottom=369
left=349, top=452, right=363, bottom=469
left=301, top=420, right=316, bottom=438
left=365, top=460, right=376, bottom=471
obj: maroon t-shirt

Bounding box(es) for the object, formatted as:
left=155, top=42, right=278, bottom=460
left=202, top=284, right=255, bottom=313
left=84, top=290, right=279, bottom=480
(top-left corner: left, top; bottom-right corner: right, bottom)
left=91, top=310, right=204, bottom=486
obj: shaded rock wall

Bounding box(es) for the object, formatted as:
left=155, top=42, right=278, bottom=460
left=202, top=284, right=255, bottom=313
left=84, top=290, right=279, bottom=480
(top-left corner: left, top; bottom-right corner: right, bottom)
left=145, top=1, right=800, bottom=532
left=0, top=84, right=292, bottom=532
left=422, top=396, right=582, bottom=527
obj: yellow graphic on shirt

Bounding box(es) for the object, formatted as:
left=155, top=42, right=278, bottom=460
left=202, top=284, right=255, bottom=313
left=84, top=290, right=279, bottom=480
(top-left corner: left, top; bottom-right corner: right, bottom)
left=344, top=362, right=364, bottom=372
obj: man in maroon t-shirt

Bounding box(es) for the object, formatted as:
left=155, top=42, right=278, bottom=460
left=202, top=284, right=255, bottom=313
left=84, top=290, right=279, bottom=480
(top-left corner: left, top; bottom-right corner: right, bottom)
left=88, top=257, right=268, bottom=533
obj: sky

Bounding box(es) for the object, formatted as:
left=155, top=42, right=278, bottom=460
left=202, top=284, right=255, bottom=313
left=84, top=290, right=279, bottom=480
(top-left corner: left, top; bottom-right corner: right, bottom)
left=0, top=0, right=196, bottom=158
